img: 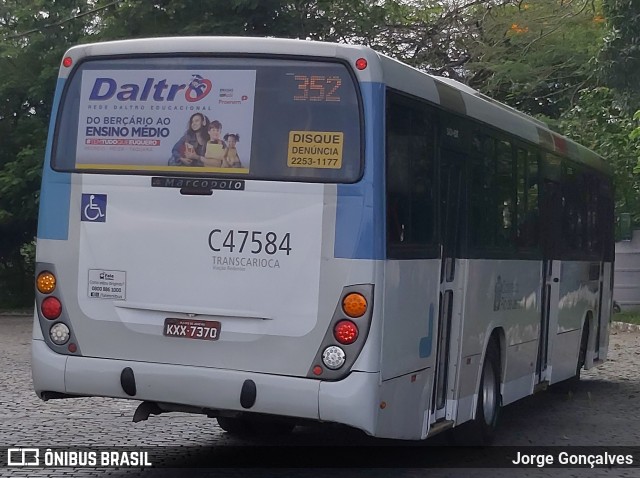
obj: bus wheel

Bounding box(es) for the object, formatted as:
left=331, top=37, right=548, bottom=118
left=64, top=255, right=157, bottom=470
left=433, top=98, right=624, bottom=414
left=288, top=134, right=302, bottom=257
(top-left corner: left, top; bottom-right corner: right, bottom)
left=571, top=323, right=589, bottom=383
left=217, top=416, right=252, bottom=436
left=554, top=324, right=589, bottom=393
left=462, top=339, right=501, bottom=445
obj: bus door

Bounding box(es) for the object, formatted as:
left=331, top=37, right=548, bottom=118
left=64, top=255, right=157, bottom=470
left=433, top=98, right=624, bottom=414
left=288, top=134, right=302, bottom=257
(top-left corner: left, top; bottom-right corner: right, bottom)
left=594, top=181, right=615, bottom=362
left=433, top=149, right=466, bottom=421
left=538, top=179, right=562, bottom=384
left=538, top=259, right=560, bottom=383
left=593, top=261, right=604, bottom=360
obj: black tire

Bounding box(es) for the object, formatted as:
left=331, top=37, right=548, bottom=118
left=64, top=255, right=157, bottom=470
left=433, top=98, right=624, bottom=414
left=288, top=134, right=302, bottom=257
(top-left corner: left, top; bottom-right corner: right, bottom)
left=554, top=323, right=589, bottom=393
left=574, top=323, right=589, bottom=381
left=459, top=339, right=501, bottom=445
left=217, top=416, right=295, bottom=437
left=613, top=301, right=621, bottom=314
left=216, top=416, right=252, bottom=436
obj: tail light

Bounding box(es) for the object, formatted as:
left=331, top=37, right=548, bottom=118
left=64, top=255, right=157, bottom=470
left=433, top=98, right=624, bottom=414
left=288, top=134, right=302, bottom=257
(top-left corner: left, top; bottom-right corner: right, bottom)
left=50, top=323, right=71, bottom=345
left=307, top=284, right=374, bottom=380
left=342, top=292, right=367, bottom=318
left=37, top=271, right=57, bottom=294
left=322, top=346, right=346, bottom=370
left=334, top=320, right=358, bottom=345
left=35, top=263, right=80, bottom=355
left=41, top=297, right=62, bottom=320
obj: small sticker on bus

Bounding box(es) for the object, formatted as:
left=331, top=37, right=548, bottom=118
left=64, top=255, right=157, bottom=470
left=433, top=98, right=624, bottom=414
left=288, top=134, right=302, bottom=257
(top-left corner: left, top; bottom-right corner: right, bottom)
left=287, top=131, right=343, bottom=169
left=88, top=269, right=126, bottom=300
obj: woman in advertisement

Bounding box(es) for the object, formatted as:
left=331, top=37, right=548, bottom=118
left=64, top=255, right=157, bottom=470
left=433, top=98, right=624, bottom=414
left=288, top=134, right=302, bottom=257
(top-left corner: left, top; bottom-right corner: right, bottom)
left=168, top=113, right=209, bottom=166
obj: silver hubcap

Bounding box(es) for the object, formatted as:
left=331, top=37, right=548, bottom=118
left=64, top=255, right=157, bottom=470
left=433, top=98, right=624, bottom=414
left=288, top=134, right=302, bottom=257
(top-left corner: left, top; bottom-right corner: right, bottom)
left=482, top=359, right=497, bottom=425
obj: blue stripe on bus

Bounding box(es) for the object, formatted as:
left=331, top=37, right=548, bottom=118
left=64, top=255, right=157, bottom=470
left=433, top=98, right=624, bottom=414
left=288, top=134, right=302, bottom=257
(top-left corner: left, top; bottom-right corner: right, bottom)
left=334, top=82, right=385, bottom=260
left=37, top=78, right=71, bottom=241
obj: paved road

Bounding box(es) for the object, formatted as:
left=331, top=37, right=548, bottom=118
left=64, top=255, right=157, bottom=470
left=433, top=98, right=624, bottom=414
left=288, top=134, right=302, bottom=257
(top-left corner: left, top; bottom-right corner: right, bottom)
left=1, top=315, right=640, bottom=477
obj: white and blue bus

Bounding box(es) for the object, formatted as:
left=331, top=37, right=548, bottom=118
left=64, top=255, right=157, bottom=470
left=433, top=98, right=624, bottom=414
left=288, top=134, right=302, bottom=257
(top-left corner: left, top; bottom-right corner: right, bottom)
left=33, top=37, right=614, bottom=442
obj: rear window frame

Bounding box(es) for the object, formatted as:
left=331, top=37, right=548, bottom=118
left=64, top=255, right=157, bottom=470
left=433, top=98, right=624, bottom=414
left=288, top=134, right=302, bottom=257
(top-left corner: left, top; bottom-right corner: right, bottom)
left=51, top=53, right=365, bottom=184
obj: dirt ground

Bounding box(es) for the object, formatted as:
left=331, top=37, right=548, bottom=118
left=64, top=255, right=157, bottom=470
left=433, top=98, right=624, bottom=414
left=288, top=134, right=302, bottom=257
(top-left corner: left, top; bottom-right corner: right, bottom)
left=1, top=316, right=639, bottom=477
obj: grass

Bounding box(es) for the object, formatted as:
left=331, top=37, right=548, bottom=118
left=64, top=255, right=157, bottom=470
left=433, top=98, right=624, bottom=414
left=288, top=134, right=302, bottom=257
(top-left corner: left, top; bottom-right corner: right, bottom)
left=613, top=311, right=640, bottom=325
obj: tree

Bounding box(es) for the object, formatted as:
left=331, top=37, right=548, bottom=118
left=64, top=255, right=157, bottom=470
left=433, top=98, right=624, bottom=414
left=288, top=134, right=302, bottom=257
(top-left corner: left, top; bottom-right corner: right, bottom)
left=0, top=0, right=637, bottom=305
left=0, top=0, right=102, bottom=305
left=466, top=0, right=606, bottom=118
left=558, top=87, right=640, bottom=231
left=96, top=0, right=292, bottom=39
left=599, top=0, right=640, bottom=113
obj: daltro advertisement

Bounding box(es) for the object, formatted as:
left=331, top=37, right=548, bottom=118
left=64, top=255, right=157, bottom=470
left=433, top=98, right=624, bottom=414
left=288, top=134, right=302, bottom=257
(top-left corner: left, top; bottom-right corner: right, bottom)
left=76, top=69, right=256, bottom=173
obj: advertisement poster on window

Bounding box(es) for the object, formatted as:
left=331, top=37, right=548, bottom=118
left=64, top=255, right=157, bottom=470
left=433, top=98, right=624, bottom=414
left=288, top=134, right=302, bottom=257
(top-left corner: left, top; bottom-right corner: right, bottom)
left=75, top=69, right=256, bottom=173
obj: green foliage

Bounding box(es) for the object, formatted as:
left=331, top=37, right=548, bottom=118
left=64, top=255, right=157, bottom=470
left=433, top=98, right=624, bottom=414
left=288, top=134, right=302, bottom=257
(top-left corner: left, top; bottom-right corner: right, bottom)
left=0, top=0, right=97, bottom=305
left=558, top=87, right=640, bottom=229
left=1, top=0, right=640, bottom=306
left=467, top=0, right=606, bottom=118
left=612, top=311, right=640, bottom=325
left=96, top=0, right=292, bottom=39
left=600, top=0, right=640, bottom=112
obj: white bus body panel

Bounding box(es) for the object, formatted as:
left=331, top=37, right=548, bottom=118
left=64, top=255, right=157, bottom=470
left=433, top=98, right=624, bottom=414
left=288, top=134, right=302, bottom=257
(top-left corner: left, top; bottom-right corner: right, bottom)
left=36, top=177, right=381, bottom=377
left=380, top=259, right=440, bottom=380
left=32, top=338, right=382, bottom=434
left=549, top=261, right=599, bottom=384
left=457, top=260, right=541, bottom=408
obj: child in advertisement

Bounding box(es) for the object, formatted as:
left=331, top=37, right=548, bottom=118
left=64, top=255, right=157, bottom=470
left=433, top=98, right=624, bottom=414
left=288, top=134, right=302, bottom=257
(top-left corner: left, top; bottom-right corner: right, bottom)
left=202, top=120, right=227, bottom=167
left=222, top=133, right=241, bottom=168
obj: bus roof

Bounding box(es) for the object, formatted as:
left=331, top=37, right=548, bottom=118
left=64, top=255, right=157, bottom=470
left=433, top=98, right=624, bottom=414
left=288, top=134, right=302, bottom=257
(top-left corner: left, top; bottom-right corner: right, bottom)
left=62, top=36, right=610, bottom=176
left=376, top=52, right=611, bottom=176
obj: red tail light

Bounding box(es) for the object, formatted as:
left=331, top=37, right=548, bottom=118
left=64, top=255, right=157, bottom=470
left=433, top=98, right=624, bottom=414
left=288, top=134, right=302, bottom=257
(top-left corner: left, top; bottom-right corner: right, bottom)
left=41, top=297, right=62, bottom=320
left=334, top=320, right=359, bottom=345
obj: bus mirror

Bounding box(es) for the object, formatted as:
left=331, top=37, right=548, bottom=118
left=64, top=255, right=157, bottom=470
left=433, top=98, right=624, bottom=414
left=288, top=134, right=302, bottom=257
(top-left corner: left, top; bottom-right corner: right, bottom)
left=618, top=213, right=632, bottom=241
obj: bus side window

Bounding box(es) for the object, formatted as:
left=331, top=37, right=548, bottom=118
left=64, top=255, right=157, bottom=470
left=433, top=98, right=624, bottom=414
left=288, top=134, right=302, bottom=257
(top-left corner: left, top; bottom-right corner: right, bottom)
left=495, top=139, right=515, bottom=248
left=385, top=90, right=435, bottom=257
left=386, top=150, right=410, bottom=244
left=516, top=149, right=539, bottom=248
left=469, top=132, right=496, bottom=249
left=561, top=165, right=587, bottom=255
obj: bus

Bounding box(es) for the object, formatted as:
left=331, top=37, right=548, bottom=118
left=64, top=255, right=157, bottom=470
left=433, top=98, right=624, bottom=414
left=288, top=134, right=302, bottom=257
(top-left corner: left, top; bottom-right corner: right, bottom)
left=33, top=37, right=614, bottom=442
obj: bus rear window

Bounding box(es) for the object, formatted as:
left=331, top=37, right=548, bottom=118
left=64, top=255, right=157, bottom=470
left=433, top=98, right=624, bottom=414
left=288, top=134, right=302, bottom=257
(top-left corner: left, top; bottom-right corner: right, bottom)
left=53, top=57, right=362, bottom=183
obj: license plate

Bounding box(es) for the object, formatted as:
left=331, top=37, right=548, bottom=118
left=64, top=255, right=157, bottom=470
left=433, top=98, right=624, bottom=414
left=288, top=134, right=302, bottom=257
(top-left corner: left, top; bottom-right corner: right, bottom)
left=163, top=318, right=221, bottom=341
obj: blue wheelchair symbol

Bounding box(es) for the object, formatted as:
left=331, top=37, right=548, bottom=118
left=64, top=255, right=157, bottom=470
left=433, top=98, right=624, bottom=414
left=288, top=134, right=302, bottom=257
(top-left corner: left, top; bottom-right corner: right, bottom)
left=81, top=194, right=107, bottom=222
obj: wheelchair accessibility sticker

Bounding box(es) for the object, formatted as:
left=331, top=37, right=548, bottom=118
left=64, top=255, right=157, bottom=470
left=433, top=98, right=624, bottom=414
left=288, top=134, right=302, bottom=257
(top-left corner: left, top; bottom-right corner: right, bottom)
left=81, top=194, right=107, bottom=222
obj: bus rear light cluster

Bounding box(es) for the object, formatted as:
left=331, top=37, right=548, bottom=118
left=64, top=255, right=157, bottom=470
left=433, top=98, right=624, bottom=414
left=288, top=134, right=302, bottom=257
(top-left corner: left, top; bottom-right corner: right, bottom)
left=307, top=285, right=374, bottom=380
left=35, top=263, right=80, bottom=355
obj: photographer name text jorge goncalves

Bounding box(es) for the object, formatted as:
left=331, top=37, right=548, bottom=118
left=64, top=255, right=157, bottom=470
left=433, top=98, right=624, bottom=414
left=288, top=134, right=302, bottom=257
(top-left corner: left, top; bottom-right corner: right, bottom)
left=512, top=451, right=634, bottom=468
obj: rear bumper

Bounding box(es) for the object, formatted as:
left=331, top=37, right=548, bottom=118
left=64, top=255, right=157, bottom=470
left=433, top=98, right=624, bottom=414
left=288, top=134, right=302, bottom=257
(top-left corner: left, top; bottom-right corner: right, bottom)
left=31, top=339, right=379, bottom=434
